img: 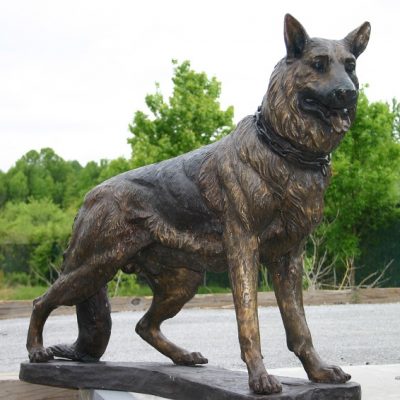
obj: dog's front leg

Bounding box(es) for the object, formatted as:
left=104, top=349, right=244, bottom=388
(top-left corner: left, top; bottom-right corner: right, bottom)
left=224, top=218, right=282, bottom=395
left=270, top=250, right=351, bottom=384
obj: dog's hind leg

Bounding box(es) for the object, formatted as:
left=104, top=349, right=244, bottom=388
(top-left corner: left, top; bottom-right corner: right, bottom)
left=136, top=267, right=207, bottom=365
left=270, top=250, right=351, bottom=384
left=27, top=184, right=154, bottom=363
left=49, top=285, right=111, bottom=362
left=26, top=264, right=117, bottom=363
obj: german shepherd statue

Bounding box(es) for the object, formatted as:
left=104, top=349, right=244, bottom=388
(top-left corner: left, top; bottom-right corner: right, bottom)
left=27, top=14, right=370, bottom=395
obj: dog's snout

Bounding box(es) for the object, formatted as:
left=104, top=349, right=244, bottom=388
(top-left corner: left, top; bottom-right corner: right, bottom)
left=331, top=88, right=357, bottom=107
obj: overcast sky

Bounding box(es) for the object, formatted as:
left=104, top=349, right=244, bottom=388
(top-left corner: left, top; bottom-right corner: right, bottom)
left=1, top=0, right=399, bottom=172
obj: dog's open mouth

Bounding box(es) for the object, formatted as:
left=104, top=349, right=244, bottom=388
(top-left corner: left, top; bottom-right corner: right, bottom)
left=300, top=96, right=353, bottom=134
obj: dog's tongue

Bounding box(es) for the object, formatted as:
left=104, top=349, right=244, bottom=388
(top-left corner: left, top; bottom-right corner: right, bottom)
left=331, top=111, right=351, bottom=134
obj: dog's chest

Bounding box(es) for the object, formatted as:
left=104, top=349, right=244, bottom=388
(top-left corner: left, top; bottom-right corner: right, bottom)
left=260, top=171, right=327, bottom=257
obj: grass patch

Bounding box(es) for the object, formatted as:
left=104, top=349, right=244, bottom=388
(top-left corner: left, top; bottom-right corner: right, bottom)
left=0, top=283, right=234, bottom=301
left=0, top=285, right=48, bottom=301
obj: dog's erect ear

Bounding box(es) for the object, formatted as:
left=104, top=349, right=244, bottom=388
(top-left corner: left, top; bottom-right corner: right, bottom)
left=284, top=14, right=309, bottom=60
left=344, top=22, right=371, bottom=58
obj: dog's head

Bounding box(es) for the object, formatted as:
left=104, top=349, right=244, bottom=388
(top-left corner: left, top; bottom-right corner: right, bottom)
left=263, top=14, right=370, bottom=154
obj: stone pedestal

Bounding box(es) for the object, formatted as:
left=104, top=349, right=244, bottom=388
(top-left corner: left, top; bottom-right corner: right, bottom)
left=19, top=361, right=361, bottom=400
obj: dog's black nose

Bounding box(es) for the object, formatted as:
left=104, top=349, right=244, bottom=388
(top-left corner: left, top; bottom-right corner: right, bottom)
left=332, top=88, right=357, bottom=106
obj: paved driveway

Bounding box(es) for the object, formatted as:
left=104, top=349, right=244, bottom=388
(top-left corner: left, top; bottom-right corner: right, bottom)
left=1, top=302, right=399, bottom=373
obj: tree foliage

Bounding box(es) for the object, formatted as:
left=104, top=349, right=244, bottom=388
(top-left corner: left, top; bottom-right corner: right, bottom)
left=0, top=150, right=133, bottom=285
left=128, top=60, right=234, bottom=167
left=5, top=148, right=76, bottom=207
left=0, top=199, right=75, bottom=284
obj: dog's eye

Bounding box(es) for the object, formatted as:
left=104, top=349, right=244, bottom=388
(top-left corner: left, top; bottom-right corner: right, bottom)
left=345, top=62, right=356, bottom=73
left=311, top=59, right=327, bottom=73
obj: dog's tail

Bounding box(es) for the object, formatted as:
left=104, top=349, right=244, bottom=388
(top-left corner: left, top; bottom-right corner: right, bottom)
left=49, top=286, right=111, bottom=362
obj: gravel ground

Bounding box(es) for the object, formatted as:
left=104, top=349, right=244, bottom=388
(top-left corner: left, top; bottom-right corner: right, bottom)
left=1, top=302, right=399, bottom=374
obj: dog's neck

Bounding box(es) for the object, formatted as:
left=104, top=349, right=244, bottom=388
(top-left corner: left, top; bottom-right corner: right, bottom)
left=254, top=107, right=331, bottom=176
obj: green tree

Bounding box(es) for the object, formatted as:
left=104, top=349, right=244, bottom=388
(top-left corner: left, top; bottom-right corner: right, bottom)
left=128, top=60, right=234, bottom=167
left=14, top=149, right=55, bottom=200
left=5, top=148, right=77, bottom=207
left=0, top=199, right=75, bottom=284
left=98, top=157, right=132, bottom=182
left=321, top=90, right=400, bottom=286
left=0, top=171, right=6, bottom=207
left=7, top=170, right=29, bottom=202
left=63, top=161, right=95, bottom=207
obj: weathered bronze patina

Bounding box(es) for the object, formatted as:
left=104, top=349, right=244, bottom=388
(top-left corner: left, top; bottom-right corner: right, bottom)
left=26, top=14, right=370, bottom=395
left=20, top=361, right=362, bottom=400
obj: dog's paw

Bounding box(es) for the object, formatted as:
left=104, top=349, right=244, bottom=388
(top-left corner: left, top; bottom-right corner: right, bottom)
left=49, top=343, right=100, bottom=362
left=249, top=373, right=282, bottom=394
left=28, top=346, right=54, bottom=363
left=308, top=364, right=351, bottom=383
left=173, top=351, right=208, bottom=366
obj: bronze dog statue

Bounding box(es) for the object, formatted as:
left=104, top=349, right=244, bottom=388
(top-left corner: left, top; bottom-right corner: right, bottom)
left=27, top=14, right=370, bottom=395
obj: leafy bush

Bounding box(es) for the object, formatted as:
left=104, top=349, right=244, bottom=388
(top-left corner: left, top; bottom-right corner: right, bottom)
left=4, top=271, right=31, bottom=286
left=108, top=272, right=141, bottom=297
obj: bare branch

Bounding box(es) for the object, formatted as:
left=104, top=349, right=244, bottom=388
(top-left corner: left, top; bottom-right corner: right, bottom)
left=357, top=259, right=394, bottom=289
